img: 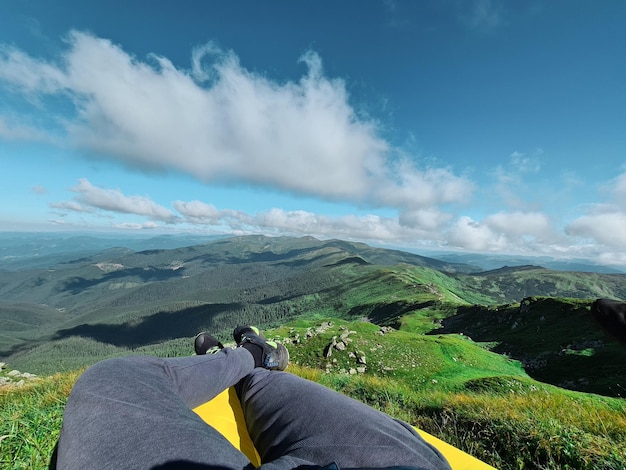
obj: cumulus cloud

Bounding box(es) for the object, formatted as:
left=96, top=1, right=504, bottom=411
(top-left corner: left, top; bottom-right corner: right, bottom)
left=448, top=216, right=506, bottom=252
left=566, top=172, right=626, bottom=251
left=567, top=213, right=626, bottom=248
left=564, top=171, right=626, bottom=250
left=51, top=180, right=453, bottom=245
left=447, top=211, right=562, bottom=253
left=52, top=179, right=178, bottom=222
left=113, top=221, right=160, bottom=230
left=47, top=177, right=626, bottom=267
left=173, top=200, right=245, bottom=226
left=484, top=211, right=555, bottom=241
left=377, top=159, right=474, bottom=211
left=0, top=31, right=471, bottom=211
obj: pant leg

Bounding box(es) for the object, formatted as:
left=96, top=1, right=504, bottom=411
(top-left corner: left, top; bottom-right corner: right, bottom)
left=56, top=348, right=257, bottom=470
left=238, top=370, right=451, bottom=470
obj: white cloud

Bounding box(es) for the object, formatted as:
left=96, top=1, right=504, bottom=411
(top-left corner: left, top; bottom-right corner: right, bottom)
left=173, top=200, right=222, bottom=224
left=53, top=178, right=178, bottom=222
left=567, top=212, right=626, bottom=249
left=447, top=211, right=562, bottom=253
left=45, top=178, right=626, bottom=267
left=173, top=200, right=245, bottom=226
left=484, top=211, right=556, bottom=241
left=113, top=221, right=159, bottom=230
left=509, top=150, right=542, bottom=174
left=0, top=45, right=66, bottom=94
left=32, top=185, right=47, bottom=194
left=377, top=160, right=474, bottom=210
left=0, top=31, right=471, bottom=212
left=565, top=171, right=626, bottom=250
left=448, top=216, right=506, bottom=251
left=399, top=208, right=452, bottom=231
left=50, top=200, right=92, bottom=213
left=0, top=116, right=52, bottom=141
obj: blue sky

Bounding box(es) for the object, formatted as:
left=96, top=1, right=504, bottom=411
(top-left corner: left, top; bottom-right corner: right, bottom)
left=1, top=0, right=625, bottom=267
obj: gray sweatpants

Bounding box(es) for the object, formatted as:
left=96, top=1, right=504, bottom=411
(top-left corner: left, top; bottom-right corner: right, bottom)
left=55, top=347, right=451, bottom=470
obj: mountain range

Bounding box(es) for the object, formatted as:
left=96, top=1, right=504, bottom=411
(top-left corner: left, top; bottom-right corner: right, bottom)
left=3, top=232, right=626, bottom=469
left=1, top=233, right=625, bottom=397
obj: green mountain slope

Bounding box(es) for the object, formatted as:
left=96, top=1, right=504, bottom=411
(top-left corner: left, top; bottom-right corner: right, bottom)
left=2, top=235, right=626, bottom=470
left=456, top=265, right=626, bottom=302
left=1, top=236, right=477, bottom=371
left=431, top=296, right=626, bottom=396
left=2, top=235, right=625, bottom=379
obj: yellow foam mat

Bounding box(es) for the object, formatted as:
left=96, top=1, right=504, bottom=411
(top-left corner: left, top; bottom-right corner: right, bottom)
left=194, top=388, right=496, bottom=469
left=193, top=387, right=261, bottom=466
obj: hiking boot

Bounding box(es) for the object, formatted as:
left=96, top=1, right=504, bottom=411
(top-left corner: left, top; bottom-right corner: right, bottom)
left=233, top=325, right=289, bottom=370
left=194, top=332, right=224, bottom=355
left=233, top=325, right=265, bottom=344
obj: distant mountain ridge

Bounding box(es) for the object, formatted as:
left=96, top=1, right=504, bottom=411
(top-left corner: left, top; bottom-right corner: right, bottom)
left=3, top=233, right=626, bottom=470
left=430, top=251, right=625, bottom=274
left=1, top=234, right=625, bottom=389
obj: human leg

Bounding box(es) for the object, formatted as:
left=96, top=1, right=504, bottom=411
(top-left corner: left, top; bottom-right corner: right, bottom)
left=56, top=348, right=256, bottom=470
left=237, top=369, right=451, bottom=470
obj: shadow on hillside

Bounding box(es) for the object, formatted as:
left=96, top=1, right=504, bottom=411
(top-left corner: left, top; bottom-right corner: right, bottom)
left=187, top=247, right=315, bottom=266
left=349, top=300, right=436, bottom=325
left=60, top=266, right=186, bottom=294
left=429, top=300, right=626, bottom=397
left=52, top=303, right=243, bottom=347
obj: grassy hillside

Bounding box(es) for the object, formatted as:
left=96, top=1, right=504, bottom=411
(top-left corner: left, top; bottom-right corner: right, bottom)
left=457, top=266, right=626, bottom=303
left=2, top=235, right=626, bottom=469
left=2, top=236, right=625, bottom=387
left=433, top=297, right=626, bottom=396
left=2, top=320, right=625, bottom=470
left=0, top=236, right=488, bottom=374
left=277, top=319, right=626, bottom=469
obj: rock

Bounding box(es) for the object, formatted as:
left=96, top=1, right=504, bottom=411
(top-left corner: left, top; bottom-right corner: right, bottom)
left=7, top=370, right=21, bottom=377
left=349, top=368, right=357, bottom=375
left=340, top=330, right=356, bottom=340
left=335, top=341, right=346, bottom=351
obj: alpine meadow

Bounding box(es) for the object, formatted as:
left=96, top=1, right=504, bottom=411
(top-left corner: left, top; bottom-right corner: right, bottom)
left=1, top=234, right=625, bottom=470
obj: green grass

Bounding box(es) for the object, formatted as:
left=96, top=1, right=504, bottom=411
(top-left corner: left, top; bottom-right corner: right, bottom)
left=434, top=297, right=626, bottom=397
left=458, top=268, right=626, bottom=303
left=278, top=319, right=626, bottom=469
left=0, top=371, right=81, bottom=469
left=2, top=319, right=626, bottom=470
